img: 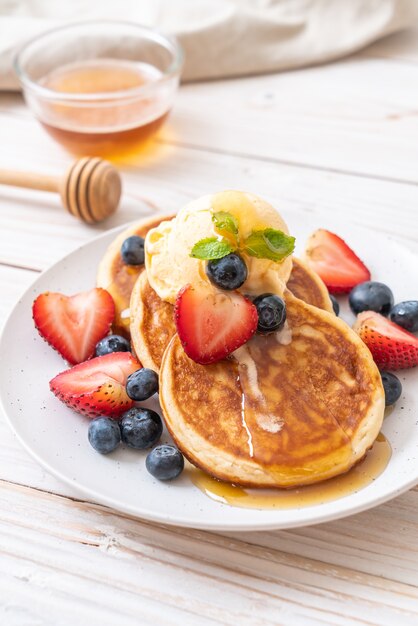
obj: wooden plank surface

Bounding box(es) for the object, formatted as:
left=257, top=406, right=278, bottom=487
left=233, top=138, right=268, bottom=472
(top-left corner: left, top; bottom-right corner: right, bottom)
left=0, top=27, right=418, bottom=626
left=1, top=482, right=418, bottom=626
left=0, top=115, right=417, bottom=273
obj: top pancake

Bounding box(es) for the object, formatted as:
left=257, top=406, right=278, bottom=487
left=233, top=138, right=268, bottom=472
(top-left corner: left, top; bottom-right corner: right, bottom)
left=160, top=291, right=384, bottom=488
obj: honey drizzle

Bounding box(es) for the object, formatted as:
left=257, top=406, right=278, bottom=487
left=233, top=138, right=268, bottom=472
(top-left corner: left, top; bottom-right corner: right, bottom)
left=190, top=433, right=391, bottom=509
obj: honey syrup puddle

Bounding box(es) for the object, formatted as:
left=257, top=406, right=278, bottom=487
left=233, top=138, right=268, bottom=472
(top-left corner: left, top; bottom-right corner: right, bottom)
left=190, top=433, right=391, bottom=509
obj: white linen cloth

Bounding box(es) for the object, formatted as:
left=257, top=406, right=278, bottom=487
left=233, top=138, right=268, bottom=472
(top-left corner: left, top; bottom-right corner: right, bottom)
left=0, top=0, right=417, bottom=88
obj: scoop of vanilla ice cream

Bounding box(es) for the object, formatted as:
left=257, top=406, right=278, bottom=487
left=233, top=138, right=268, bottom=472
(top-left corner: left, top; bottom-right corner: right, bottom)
left=145, top=191, right=293, bottom=304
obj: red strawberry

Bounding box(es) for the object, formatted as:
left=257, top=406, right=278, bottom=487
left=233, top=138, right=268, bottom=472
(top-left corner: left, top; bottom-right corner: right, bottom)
left=50, top=352, right=142, bottom=418
left=304, top=229, right=370, bottom=294
left=33, top=288, right=115, bottom=365
left=174, top=283, right=258, bottom=364
left=354, top=311, right=418, bottom=370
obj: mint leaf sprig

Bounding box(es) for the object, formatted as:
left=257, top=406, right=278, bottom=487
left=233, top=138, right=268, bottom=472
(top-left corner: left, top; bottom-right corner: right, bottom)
left=190, top=238, right=234, bottom=260
left=190, top=211, right=295, bottom=262
left=244, top=228, right=295, bottom=262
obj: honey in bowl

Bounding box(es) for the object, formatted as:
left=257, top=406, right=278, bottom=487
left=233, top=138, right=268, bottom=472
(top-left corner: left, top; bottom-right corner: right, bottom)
left=39, top=60, right=170, bottom=157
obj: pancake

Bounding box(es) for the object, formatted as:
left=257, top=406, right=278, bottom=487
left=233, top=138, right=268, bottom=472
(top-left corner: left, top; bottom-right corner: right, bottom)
left=160, top=291, right=384, bottom=488
left=287, top=257, right=333, bottom=314
left=96, top=215, right=174, bottom=336
left=130, top=271, right=174, bottom=370
left=130, top=258, right=333, bottom=372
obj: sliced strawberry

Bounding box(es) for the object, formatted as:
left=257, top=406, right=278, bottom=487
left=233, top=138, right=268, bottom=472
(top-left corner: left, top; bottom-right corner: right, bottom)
left=50, top=352, right=142, bottom=418
left=304, top=229, right=370, bottom=294
left=353, top=311, right=418, bottom=370
left=33, top=288, right=115, bottom=365
left=174, top=283, right=258, bottom=364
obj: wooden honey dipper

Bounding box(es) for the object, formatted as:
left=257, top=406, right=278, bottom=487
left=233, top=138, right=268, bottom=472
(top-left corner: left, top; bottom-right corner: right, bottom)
left=0, top=157, right=122, bottom=224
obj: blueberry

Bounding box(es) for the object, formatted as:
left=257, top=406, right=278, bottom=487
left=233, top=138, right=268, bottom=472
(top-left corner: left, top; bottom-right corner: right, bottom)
left=330, top=295, right=339, bottom=316
left=95, top=334, right=131, bottom=357
left=121, top=235, right=145, bottom=265
left=120, top=407, right=162, bottom=449
left=390, top=301, right=418, bottom=333
left=253, top=293, right=286, bottom=334
left=88, top=417, right=121, bottom=454
left=146, top=444, right=184, bottom=480
left=349, top=281, right=394, bottom=315
left=126, top=368, right=159, bottom=401
left=206, top=253, right=247, bottom=290
left=381, top=372, right=402, bottom=406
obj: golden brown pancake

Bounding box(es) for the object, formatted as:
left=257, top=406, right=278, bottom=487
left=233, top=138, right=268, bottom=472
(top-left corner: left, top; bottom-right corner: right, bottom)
left=159, top=291, right=384, bottom=488
left=130, top=259, right=334, bottom=372
left=287, top=258, right=333, bottom=314
left=130, top=271, right=174, bottom=370
left=96, top=216, right=174, bottom=336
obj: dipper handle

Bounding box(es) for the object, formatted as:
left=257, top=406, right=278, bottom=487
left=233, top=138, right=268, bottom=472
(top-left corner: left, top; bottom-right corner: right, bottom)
left=0, top=168, right=58, bottom=193
left=0, top=157, right=122, bottom=224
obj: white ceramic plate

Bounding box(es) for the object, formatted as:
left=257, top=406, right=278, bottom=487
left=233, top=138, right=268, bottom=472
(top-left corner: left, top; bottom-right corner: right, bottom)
left=1, top=214, right=417, bottom=531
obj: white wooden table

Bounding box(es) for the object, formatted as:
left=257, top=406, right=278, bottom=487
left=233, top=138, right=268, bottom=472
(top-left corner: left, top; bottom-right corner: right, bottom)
left=1, top=28, right=418, bottom=626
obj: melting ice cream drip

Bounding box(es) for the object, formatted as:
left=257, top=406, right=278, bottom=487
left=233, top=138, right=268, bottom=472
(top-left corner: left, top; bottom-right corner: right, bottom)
left=233, top=344, right=284, bottom=455
left=276, top=320, right=292, bottom=345
left=236, top=372, right=254, bottom=458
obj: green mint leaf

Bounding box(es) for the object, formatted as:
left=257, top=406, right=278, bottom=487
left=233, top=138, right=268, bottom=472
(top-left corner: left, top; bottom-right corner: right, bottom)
left=190, top=237, right=234, bottom=260
left=212, top=211, right=239, bottom=235
left=243, top=228, right=295, bottom=262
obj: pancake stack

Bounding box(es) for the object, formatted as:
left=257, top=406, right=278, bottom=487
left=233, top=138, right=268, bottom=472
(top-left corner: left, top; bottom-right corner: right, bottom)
left=97, top=209, right=384, bottom=489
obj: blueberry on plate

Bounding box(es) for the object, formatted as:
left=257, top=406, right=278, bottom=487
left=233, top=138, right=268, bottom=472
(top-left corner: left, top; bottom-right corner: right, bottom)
left=88, top=417, right=121, bottom=454
left=381, top=372, right=402, bottom=406
left=126, top=368, right=159, bottom=401
left=390, top=301, right=418, bottom=333
left=146, top=444, right=184, bottom=480
left=95, top=334, right=131, bottom=357
left=206, top=253, right=248, bottom=290
left=329, top=295, right=339, bottom=316
left=121, top=235, right=145, bottom=265
left=349, top=281, right=394, bottom=315
left=120, top=407, right=163, bottom=449
left=253, top=293, right=286, bottom=334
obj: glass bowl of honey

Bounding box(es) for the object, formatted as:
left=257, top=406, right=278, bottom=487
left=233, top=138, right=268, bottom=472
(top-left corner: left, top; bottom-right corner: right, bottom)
left=14, top=21, right=183, bottom=158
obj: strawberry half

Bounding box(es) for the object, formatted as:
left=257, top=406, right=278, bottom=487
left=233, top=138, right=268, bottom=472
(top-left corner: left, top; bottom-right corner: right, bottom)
left=174, top=283, right=258, bottom=364
left=50, top=352, right=141, bottom=418
left=354, top=311, right=418, bottom=370
left=33, top=288, right=115, bottom=365
left=304, top=229, right=370, bottom=294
